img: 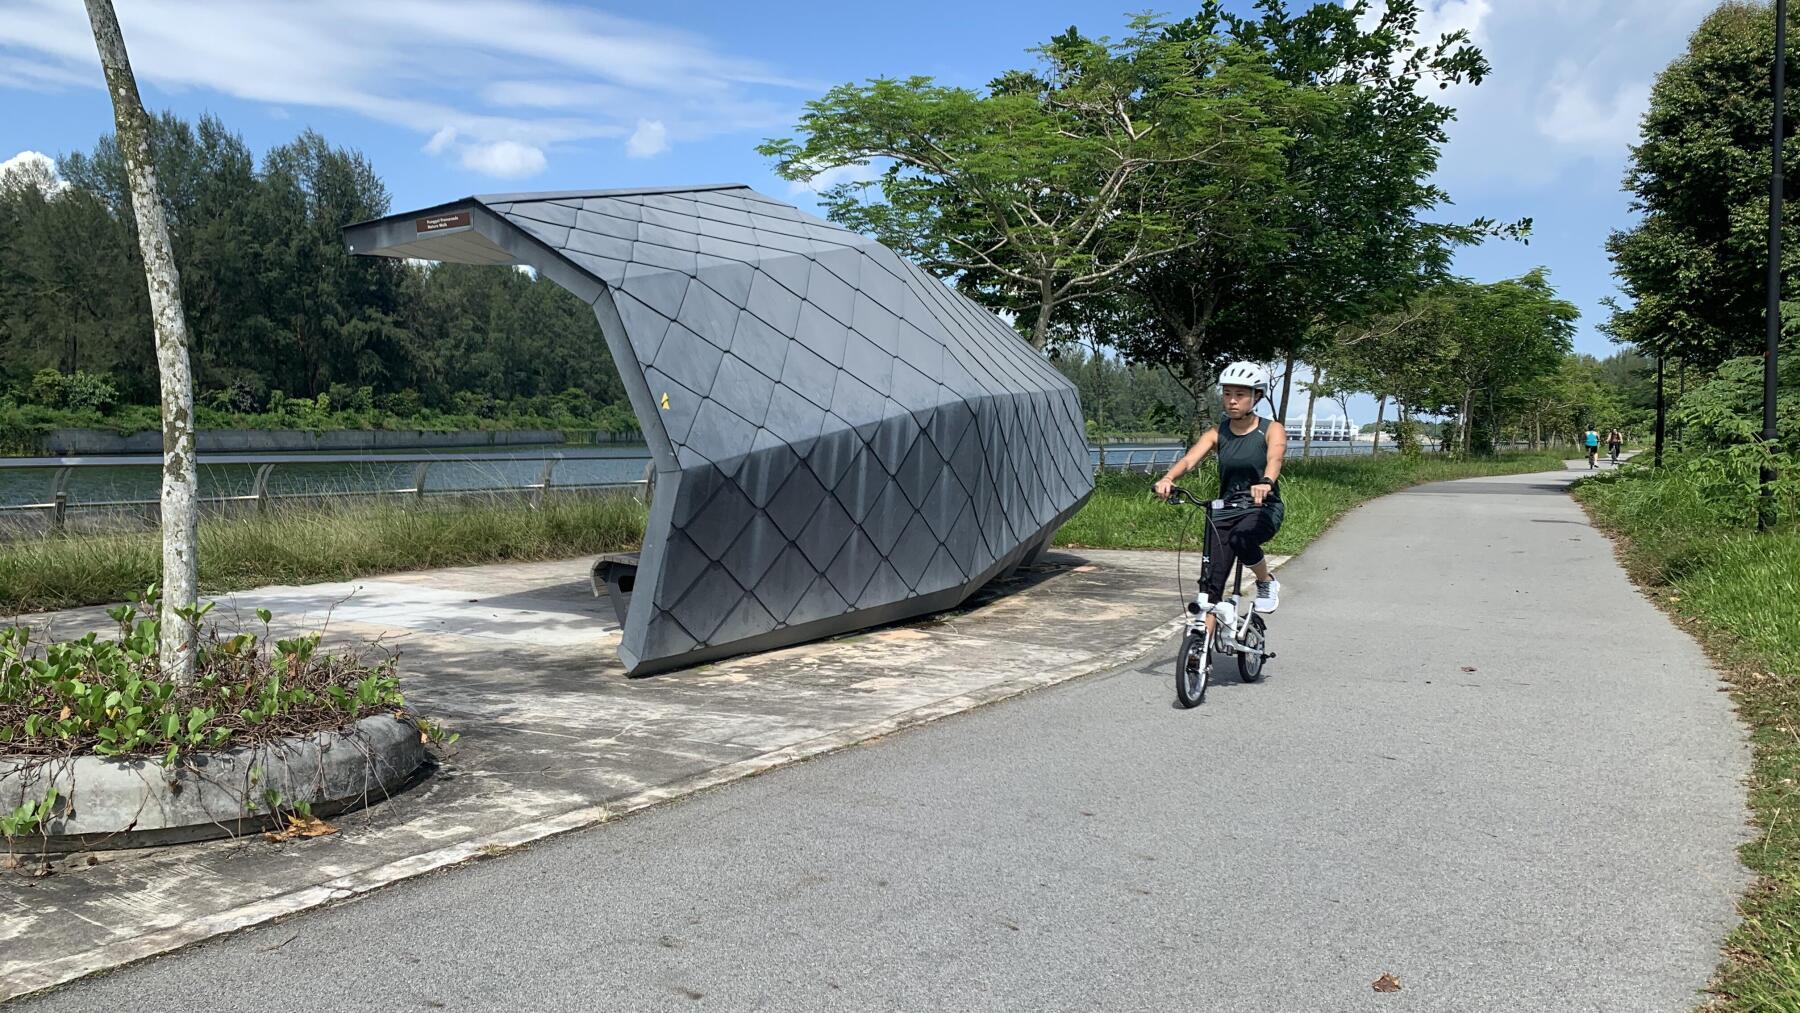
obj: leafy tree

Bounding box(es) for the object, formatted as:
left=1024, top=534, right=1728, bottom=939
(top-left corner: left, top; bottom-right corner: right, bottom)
left=1104, top=1, right=1525, bottom=388
left=759, top=16, right=1293, bottom=349
left=1434, top=271, right=1579, bottom=455
left=1049, top=345, right=1213, bottom=436
left=1607, top=1, right=1797, bottom=367
left=0, top=110, right=636, bottom=435
left=1325, top=270, right=1576, bottom=456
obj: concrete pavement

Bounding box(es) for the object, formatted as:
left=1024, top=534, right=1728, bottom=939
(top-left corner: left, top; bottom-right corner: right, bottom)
left=12, top=469, right=1751, bottom=1011
left=3, top=544, right=1252, bottom=1002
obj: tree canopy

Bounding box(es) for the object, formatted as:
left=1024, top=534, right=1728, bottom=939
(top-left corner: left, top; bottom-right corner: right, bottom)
left=764, top=1, right=1523, bottom=397
left=760, top=16, right=1294, bottom=350
left=1607, top=0, right=1797, bottom=367
left=0, top=112, right=627, bottom=427
left=1323, top=269, right=1578, bottom=454
left=1113, top=1, right=1522, bottom=388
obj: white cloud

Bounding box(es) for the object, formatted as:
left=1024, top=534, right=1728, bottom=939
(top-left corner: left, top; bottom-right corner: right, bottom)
left=0, top=54, right=92, bottom=90
left=483, top=80, right=633, bottom=110
left=786, top=161, right=879, bottom=196
left=0, top=149, right=63, bottom=193
left=423, top=126, right=457, bottom=155
left=1392, top=0, right=1719, bottom=186
left=1538, top=72, right=1652, bottom=150
left=626, top=119, right=668, bottom=159
left=0, top=0, right=812, bottom=176
left=459, top=140, right=546, bottom=178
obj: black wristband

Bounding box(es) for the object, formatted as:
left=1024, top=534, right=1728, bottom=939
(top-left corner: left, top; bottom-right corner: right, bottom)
left=1256, top=477, right=1275, bottom=487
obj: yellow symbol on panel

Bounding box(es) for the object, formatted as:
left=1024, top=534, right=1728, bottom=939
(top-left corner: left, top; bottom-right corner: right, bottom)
left=660, top=392, right=670, bottom=410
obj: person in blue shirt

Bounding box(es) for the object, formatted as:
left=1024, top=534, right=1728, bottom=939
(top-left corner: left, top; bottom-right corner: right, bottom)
left=1583, top=428, right=1600, bottom=469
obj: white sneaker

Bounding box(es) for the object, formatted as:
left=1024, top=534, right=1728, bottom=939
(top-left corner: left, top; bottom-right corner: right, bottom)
left=1255, top=579, right=1281, bottom=614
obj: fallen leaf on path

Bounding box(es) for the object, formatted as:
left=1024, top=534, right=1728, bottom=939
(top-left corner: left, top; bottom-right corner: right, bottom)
left=1460, top=666, right=1477, bottom=673
left=1372, top=973, right=1402, bottom=993
left=264, top=815, right=338, bottom=842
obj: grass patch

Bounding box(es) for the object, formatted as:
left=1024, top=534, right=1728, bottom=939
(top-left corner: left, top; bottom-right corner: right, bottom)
left=0, top=493, right=648, bottom=615
left=3, top=454, right=1566, bottom=617
left=1056, top=450, right=1568, bottom=552
left=1575, top=465, right=1800, bottom=1012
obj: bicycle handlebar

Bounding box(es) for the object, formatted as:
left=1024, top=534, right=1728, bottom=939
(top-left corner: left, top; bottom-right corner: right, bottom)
left=1162, top=487, right=1255, bottom=510
left=1164, top=487, right=1206, bottom=506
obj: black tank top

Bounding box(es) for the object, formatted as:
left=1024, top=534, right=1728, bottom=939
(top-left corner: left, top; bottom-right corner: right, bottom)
left=1216, top=415, right=1284, bottom=526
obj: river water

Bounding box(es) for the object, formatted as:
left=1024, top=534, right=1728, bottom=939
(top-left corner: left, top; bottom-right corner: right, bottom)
left=1, top=439, right=1406, bottom=512
left=0, top=444, right=654, bottom=510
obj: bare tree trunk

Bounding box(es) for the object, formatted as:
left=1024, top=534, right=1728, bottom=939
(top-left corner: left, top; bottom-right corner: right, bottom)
left=1029, top=283, right=1054, bottom=351
left=84, top=0, right=199, bottom=686
left=1277, top=349, right=1296, bottom=421
left=1301, top=365, right=1321, bottom=460
left=1459, top=388, right=1474, bottom=458
left=1087, top=336, right=1106, bottom=471
left=1371, top=396, right=1386, bottom=455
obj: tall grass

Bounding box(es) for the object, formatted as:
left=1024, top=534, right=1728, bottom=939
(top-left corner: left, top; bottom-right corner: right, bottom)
left=1056, top=451, right=1568, bottom=552
left=1, top=453, right=1568, bottom=618
left=0, top=493, right=647, bottom=615
left=1576, top=465, right=1800, bottom=1012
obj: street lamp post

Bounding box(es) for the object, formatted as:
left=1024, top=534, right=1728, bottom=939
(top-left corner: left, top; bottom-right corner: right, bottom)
left=1655, top=353, right=1666, bottom=468
left=1762, top=0, right=1787, bottom=531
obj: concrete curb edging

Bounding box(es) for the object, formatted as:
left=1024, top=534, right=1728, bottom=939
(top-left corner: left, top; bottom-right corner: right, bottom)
left=0, top=715, right=427, bottom=853
left=0, top=604, right=1201, bottom=1003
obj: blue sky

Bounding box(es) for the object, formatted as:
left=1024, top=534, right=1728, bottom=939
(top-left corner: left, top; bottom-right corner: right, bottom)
left=0, top=0, right=1728, bottom=422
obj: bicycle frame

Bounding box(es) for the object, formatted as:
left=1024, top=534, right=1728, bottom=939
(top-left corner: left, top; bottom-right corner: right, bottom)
left=1170, top=489, right=1268, bottom=658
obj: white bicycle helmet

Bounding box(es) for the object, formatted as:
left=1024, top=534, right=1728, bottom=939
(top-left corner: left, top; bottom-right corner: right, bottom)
left=1218, top=361, right=1272, bottom=399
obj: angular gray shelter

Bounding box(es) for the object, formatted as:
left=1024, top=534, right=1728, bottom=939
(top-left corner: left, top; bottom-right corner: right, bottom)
left=343, top=185, right=1092, bottom=675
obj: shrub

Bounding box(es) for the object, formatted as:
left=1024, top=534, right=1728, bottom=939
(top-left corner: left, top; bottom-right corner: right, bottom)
left=0, top=590, right=405, bottom=769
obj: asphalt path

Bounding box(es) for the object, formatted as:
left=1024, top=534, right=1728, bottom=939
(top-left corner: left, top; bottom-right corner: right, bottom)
left=21, top=470, right=1749, bottom=1012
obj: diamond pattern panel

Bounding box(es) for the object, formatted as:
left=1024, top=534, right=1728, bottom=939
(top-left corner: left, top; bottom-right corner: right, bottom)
left=441, top=185, right=1093, bottom=674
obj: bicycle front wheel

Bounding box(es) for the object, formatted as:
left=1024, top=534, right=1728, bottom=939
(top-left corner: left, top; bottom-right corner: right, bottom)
left=1176, top=627, right=1210, bottom=708
left=1237, top=614, right=1267, bottom=683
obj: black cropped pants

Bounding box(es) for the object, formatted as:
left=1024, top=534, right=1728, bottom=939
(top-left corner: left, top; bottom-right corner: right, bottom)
left=1202, top=507, right=1279, bottom=603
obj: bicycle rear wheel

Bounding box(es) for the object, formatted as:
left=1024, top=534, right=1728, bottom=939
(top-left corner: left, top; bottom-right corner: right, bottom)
left=1176, top=627, right=1210, bottom=708
left=1237, top=614, right=1267, bottom=683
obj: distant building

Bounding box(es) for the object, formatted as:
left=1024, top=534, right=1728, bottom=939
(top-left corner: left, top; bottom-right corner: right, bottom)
left=1282, top=414, right=1357, bottom=442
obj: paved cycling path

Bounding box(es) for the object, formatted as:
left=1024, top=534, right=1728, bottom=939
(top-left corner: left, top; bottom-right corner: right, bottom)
left=17, top=470, right=1749, bottom=1012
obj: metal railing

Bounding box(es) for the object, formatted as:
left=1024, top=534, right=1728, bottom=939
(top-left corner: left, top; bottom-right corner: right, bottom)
left=0, top=451, right=653, bottom=532
left=5, top=436, right=1473, bottom=530
left=1091, top=439, right=1443, bottom=473
left=1092, top=447, right=1186, bottom=473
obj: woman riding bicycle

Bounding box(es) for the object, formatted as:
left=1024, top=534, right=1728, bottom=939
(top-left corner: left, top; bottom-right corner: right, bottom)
left=1153, top=361, right=1287, bottom=621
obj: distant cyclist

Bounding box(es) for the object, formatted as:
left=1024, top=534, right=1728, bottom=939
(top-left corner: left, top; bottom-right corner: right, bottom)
left=1607, top=429, right=1623, bottom=465
left=1583, top=428, right=1600, bottom=469
left=1153, top=361, right=1287, bottom=621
